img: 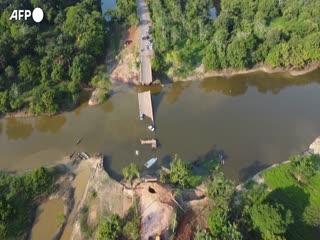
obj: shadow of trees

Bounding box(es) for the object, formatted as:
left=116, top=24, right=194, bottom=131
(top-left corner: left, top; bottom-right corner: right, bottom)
left=266, top=185, right=318, bottom=240
left=239, top=160, right=270, bottom=181
left=102, top=155, right=122, bottom=181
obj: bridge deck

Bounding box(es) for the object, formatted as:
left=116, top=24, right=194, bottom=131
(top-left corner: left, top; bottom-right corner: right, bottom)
left=137, top=0, right=153, bottom=85
left=138, top=91, right=154, bottom=123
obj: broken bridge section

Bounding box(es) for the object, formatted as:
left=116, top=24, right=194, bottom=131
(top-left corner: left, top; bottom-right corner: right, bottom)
left=138, top=91, right=154, bottom=123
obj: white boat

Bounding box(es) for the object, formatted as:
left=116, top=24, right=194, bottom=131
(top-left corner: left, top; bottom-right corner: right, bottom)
left=139, top=113, right=144, bottom=120
left=144, top=157, right=158, bottom=168
left=148, top=125, right=155, bottom=132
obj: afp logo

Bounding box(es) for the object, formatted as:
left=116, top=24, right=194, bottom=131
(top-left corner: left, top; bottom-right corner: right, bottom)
left=9, top=8, right=44, bottom=23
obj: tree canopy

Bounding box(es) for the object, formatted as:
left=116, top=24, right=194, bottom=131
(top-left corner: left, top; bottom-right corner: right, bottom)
left=0, top=167, right=54, bottom=239
left=0, top=0, right=107, bottom=115
left=148, top=0, right=320, bottom=77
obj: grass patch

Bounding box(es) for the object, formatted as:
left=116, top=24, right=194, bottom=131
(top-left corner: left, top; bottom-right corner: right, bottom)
left=261, top=159, right=320, bottom=240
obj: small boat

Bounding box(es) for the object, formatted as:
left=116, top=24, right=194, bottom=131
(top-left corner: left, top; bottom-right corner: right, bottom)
left=144, top=157, right=157, bottom=168
left=139, top=113, right=144, bottom=120
left=76, top=137, right=83, bottom=145
left=148, top=125, right=155, bottom=132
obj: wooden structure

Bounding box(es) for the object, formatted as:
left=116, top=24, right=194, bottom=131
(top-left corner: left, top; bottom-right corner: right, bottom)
left=140, top=139, right=157, bottom=148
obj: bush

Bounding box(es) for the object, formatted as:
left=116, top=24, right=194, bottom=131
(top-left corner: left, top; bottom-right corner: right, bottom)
left=123, top=199, right=140, bottom=240
left=289, top=154, right=320, bottom=184
left=122, top=163, right=140, bottom=182
left=208, top=208, right=228, bottom=237
left=248, top=203, right=293, bottom=238
left=169, top=155, right=192, bottom=188
left=97, top=214, right=122, bottom=240
left=206, top=171, right=235, bottom=209
left=123, top=220, right=139, bottom=240
left=0, top=167, right=54, bottom=239
left=194, top=229, right=214, bottom=240
left=208, top=208, right=243, bottom=240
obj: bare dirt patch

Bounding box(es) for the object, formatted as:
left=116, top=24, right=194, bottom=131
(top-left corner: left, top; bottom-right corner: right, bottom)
left=108, top=26, right=140, bottom=85
left=136, top=182, right=176, bottom=240
left=71, top=156, right=133, bottom=240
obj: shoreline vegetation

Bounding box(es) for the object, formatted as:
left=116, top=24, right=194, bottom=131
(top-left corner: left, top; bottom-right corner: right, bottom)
left=0, top=0, right=109, bottom=116
left=172, top=62, right=320, bottom=82
left=102, top=0, right=320, bottom=85
left=147, top=0, right=320, bottom=83
left=0, top=0, right=139, bottom=118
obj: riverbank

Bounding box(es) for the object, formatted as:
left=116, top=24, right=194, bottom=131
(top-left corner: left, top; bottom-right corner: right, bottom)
left=172, top=62, right=320, bottom=82
left=106, top=26, right=140, bottom=85
left=232, top=137, right=320, bottom=240
left=236, top=136, right=320, bottom=191
left=4, top=135, right=320, bottom=239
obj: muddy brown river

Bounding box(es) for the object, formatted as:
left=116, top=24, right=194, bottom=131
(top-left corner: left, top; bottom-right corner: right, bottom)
left=0, top=70, right=319, bottom=181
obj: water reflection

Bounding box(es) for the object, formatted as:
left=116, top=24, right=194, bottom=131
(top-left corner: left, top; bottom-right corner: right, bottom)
left=136, top=84, right=163, bottom=95
left=165, top=81, right=191, bottom=104
left=201, top=77, right=248, bottom=96
left=101, top=100, right=114, bottom=113
left=35, top=115, right=66, bottom=134
left=201, top=70, right=320, bottom=96
left=6, top=118, right=33, bottom=140
left=0, top=70, right=319, bottom=181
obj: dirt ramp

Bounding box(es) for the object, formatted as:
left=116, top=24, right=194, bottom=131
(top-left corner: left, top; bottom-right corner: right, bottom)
left=136, top=182, right=176, bottom=240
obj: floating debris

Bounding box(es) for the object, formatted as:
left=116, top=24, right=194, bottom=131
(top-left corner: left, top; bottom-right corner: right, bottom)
left=148, top=125, right=155, bottom=132
left=76, top=137, right=83, bottom=145
left=140, top=139, right=157, bottom=149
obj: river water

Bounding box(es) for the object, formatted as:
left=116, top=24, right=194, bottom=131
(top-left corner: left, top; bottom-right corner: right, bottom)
left=1, top=70, right=320, bottom=181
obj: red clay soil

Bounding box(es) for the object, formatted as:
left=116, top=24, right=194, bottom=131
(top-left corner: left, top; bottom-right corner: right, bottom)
left=175, top=205, right=209, bottom=240
left=175, top=210, right=195, bottom=240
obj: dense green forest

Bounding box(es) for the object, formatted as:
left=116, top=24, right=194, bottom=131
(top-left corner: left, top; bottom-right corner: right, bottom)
left=0, top=0, right=106, bottom=115
left=0, top=167, right=54, bottom=239
left=148, top=0, right=320, bottom=77
left=109, top=0, right=138, bottom=26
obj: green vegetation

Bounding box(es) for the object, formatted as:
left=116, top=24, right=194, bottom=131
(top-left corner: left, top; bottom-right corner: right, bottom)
left=0, top=167, right=54, bottom=239
left=258, top=155, right=320, bottom=239
left=97, top=214, right=122, bottom=240
left=169, top=155, right=193, bottom=188
left=194, top=229, right=213, bottom=240
left=238, top=154, right=320, bottom=240
left=123, top=199, right=140, bottom=240
left=194, top=154, right=320, bottom=240
left=205, top=170, right=243, bottom=240
left=96, top=199, right=140, bottom=240
left=248, top=203, right=293, bottom=239
left=0, top=0, right=107, bottom=115
left=108, top=0, right=138, bottom=26
left=80, top=205, right=95, bottom=238
left=161, top=154, right=204, bottom=188
left=122, top=163, right=140, bottom=182
left=148, top=0, right=320, bottom=77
